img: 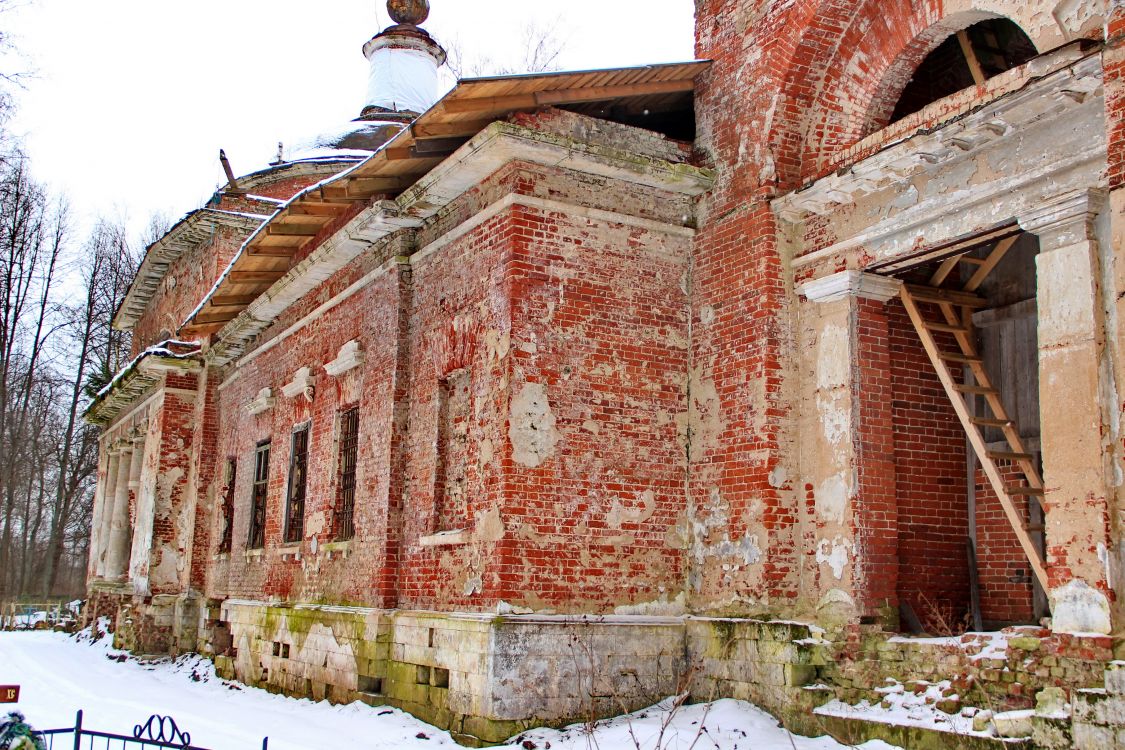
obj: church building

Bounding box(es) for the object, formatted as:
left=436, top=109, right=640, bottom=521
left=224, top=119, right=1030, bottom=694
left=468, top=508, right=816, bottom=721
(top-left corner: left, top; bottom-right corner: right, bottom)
left=84, top=0, right=1125, bottom=745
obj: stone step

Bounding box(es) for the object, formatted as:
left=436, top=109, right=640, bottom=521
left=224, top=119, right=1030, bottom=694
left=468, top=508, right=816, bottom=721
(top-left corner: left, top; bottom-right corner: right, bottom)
left=815, top=713, right=1033, bottom=750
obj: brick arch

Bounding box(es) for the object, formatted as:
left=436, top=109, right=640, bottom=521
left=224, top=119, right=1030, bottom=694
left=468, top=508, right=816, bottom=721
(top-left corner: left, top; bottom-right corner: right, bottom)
left=770, top=1, right=1038, bottom=187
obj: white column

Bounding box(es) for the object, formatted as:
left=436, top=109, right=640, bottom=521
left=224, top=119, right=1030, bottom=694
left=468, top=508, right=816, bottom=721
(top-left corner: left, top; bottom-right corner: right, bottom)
left=95, top=444, right=123, bottom=579
left=104, top=441, right=135, bottom=580
left=1019, top=188, right=1115, bottom=634
left=87, top=447, right=109, bottom=581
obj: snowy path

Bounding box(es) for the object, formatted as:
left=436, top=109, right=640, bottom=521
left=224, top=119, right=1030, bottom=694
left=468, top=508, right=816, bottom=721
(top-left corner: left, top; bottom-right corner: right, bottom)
left=0, top=629, right=898, bottom=750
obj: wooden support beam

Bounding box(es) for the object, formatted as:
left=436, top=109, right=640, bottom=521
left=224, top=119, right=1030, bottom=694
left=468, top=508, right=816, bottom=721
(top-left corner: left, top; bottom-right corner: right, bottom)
left=228, top=270, right=287, bottom=283
left=288, top=201, right=348, bottom=215
left=267, top=224, right=321, bottom=237
left=210, top=294, right=260, bottom=307
left=316, top=187, right=369, bottom=203
left=957, top=30, right=988, bottom=85
left=904, top=284, right=987, bottom=308
left=964, top=235, right=1019, bottom=292
left=349, top=177, right=412, bottom=193
left=412, top=119, right=494, bottom=139
left=441, top=79, right=697, bottom=114
left=276, top=213, right=335, bottom=227
left=899, top=285, right=1048, bottom=593
left=192, top=310, right=239, bottom=325
left=180, top=321, right=228, bottom=337
left=247, top=243, right=300, bottom=257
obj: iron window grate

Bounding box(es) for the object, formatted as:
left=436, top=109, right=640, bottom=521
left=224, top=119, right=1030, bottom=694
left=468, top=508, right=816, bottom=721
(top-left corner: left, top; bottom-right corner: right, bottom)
left=335, top=408, right=359, bottom=541
left=284, top=426, right=309, bottom=543
left=248, top=441, right=270, bottom=549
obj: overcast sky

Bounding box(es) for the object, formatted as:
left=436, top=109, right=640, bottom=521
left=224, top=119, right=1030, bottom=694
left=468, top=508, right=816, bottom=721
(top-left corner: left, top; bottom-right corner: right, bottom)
left=3, top=1, right=696, bottom=238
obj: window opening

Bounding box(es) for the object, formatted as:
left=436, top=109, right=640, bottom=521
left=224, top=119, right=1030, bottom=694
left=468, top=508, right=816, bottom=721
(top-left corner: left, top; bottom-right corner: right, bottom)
left=334, top=407, right=360, bottom=541
left=888, top=19, right=1037, bottom=125
left=218, top=457, right=236, bottom=553
left=285, top=425, right=310, bottom=543
left=248, top=441, right=270, bottom=549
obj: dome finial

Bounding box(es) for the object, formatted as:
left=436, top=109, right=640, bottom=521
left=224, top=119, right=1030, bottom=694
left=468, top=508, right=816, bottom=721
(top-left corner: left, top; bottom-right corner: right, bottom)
left=387, top=0, right=429, bottom=26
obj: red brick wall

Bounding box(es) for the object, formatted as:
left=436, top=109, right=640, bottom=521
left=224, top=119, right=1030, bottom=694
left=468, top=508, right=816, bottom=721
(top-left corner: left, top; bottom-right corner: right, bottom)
left=975, top=462, right=1036, bottom=625
left=886, top=299, right=970, bottom=631
left=149, top=373, right=200, bottom=595
left=208, top=247, right=406, bottom=607
left=855, top=298, right=898, bottom=616
left=492, top=201, right=690, bottom=611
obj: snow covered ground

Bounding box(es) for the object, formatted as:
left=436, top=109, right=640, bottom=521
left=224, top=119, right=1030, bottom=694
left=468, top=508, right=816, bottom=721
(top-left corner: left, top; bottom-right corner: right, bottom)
left=0, top=628, right=900, bottom=750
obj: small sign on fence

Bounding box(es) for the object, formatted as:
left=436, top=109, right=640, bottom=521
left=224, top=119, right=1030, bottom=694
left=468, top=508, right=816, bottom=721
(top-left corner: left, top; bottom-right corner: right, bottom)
left=0, top=686, right=18, bottom=703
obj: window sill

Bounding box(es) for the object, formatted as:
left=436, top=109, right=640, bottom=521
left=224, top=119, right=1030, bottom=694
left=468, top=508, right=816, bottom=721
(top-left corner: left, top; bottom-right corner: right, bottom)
left=278, top=542, right=302, bottom=561
left=323, top=540, right=353, bottom=560
left=419, top=529, right=471, bottom=547
left=213, top=552, right=230, bottom=562
left=244, top=548, right=265, bottom=562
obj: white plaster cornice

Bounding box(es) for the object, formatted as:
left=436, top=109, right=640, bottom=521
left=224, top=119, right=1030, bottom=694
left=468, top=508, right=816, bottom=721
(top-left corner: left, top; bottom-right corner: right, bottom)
left=1018, top=188, right=1106, bottom=250
left=774, top=48, right=1103, bottom=225
left=324, top=340, right=365, bottom=377
left=245, top=387, right=276, bottom=416
left=798, top=271, right=903, bottom=304
left=281, top=367, right=315, bottom=400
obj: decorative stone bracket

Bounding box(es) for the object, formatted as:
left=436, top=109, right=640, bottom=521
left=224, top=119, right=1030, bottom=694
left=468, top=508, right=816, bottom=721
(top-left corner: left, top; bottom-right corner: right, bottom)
left=245, top=387, right=276, bottom=416
left=281, top=367, right=316, bottom=402
left=324, top=340, right=365, bottom=377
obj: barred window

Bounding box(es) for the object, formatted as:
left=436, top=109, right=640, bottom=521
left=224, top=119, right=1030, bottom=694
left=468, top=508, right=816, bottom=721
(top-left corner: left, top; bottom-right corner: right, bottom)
left=218, top=457, right=236, bottom=553
left=248, top=441, right=270, bottom=549
left=334, top=408, right=360, bottom=541
left=284, top=425, right=309, bottom=543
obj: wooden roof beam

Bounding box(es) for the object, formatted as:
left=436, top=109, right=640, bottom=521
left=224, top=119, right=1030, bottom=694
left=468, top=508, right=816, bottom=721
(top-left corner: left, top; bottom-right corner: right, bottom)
left=210, top=294, right=261, bottom=307
left=411, top=119, right=495, bottom=139
left=192, top=310, right=240, bottom=325
left=180, top=322, right=228, bottom=337
left=441, top=79, right=697, bottom=114
left=228, top=270, right=287, bottom=283
left=267, top=224, right=321, bottom=237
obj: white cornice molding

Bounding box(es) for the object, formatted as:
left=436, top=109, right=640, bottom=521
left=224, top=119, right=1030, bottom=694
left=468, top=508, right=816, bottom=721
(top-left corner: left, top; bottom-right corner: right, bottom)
left=1018, top=188, right=1106, bottom=250
left=281, top=367, right=316, bottom=400
left=798, top=270, right=903, bottom=304
left=245, top=387, right=276, bottom=416
left=324, top=340, right=365, bottom=377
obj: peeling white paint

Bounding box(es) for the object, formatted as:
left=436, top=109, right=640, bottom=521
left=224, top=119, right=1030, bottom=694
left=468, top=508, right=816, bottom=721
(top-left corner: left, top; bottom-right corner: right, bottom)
left=816, top=536, right=852, bottom=580
left=508, top=382, right=560, bottom=468
left=815, top=474, right=850, bottom=524
left=1050, top=578, right=1112, bottom=634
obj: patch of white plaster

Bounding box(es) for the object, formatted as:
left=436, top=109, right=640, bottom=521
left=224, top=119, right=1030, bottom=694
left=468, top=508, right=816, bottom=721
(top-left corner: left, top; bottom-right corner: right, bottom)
left=1050, top=578, right=1112, bottom=634
left=474, top=506, right=505, bottom=543
left=508, top=382, right=560, bottom=468
left=613, top=591, right=687, bottom=616
left=816, top=536, right=852, bottom=580
left=816, top=323, right=850, bottom=390
left=768, top=464, right=788, bottom=489
left=815, top=473, right=851, bottom=524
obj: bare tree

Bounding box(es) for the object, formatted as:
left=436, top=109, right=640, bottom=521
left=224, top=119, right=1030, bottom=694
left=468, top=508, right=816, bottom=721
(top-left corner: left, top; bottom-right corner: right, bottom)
left=444, top=19, right=566, bottom=80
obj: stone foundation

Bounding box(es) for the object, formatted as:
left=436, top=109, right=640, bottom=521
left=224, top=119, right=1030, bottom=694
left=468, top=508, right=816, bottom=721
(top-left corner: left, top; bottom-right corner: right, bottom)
left=85, top=583, right=201, bottom=656
left=81, top=593, right=1124, bottom=746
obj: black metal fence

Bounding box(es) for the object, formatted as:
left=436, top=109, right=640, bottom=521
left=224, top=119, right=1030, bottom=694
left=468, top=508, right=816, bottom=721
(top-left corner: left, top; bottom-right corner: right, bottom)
left=38, top=711, right=268, bottom=750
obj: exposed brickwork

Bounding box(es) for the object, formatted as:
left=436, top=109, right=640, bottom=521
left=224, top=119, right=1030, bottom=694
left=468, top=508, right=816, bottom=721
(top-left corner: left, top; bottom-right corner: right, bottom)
left=975, top=462, right=1036, bottom=626
left=85, top=0, right=1125, bottom=742
left=886, top=299, right=969, bottom=631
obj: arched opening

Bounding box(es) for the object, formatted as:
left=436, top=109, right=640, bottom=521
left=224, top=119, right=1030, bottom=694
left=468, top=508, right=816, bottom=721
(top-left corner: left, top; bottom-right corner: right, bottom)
left=888, top=18, right=1037, bottom=125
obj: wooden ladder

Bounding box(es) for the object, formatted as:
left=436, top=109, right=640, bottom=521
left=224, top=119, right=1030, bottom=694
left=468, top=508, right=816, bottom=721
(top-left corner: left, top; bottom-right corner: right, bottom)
left=898, top=242, right=1048, bottom=592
